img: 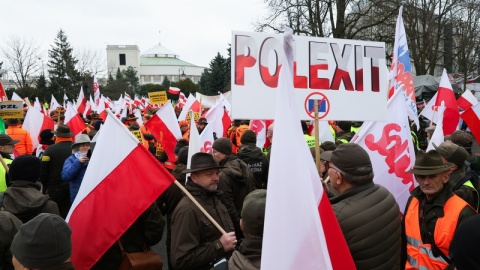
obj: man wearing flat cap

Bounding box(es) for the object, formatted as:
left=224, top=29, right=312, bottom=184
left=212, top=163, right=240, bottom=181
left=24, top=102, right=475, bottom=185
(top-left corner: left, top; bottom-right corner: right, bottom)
left=402, top=149, right=477, bottom=270
left=170, top=152, right=236, bottom=270
left=327, top=143, right=401, bottom=270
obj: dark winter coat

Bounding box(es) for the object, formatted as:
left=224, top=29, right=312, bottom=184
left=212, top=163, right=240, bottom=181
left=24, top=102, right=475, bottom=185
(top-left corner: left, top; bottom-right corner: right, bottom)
left=449, top=166, right=479, bottom=211
left=0, top=211, right=22, bottom=270
left=228, top=238, right=262, bottom=270
left=61, top=154, right=88, bottom=203
left=92, top=203, right=164, bottom=270
left=237, top=144, right=269, bottom=189
left=217, top=155, right=255, bottom=239
left=330, top=182, right=401, bottom=270
left=170, top=181, right=234, bottom=270
left=3, top=181, right=60, bottom=223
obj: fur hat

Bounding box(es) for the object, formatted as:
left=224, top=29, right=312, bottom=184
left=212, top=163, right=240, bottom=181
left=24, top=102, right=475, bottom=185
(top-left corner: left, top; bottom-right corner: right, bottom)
left=331, top=143, right=372, bottom=176
left=11, top=213, right=72, bottom=269
left=433, top=141, right=468, bottom=168
left=240, top=130, right=257, bottom=145
left=408, top=150, right=454, bottom=175
left=212, top=138, right=232, bottom=155
left=241, top=189, right=266, bottom=237
left=182, top=152, right=225, bottom=173
left=71, top=134, right=91, bottom=149
left=52, top=125, right=74, bottom=137
left=9, top=155, right=41, bottom=182
left=0, top=134, right=20, bottom=146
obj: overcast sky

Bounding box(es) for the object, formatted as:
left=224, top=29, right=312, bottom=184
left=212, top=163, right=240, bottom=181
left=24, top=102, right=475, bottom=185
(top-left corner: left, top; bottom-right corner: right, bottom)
left=0, top=0, right=268, bottom=72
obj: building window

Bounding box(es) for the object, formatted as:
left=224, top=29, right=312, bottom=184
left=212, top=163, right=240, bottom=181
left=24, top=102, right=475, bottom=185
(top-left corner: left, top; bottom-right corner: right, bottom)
left=119, top=54, right=126, bottom=65
left=153, top=75, right=162, bottom=82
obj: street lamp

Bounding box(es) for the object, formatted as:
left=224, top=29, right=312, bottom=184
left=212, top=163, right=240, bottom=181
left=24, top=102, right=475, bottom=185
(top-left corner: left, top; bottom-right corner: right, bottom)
left=178, top=67, right=185, bottom=82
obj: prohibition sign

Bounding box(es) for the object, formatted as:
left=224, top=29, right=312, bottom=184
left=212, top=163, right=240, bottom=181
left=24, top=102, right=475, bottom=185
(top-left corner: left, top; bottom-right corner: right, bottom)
left=304, top=92, right=330, bottom=119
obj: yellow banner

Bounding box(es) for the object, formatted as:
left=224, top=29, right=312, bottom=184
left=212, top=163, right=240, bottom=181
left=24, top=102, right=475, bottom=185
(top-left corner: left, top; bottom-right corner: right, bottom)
left=148, top=91, right=168, bottom=105
left=186, top=112, right=200, bottom=122
left=131, top=130, right=143, bottom=142
left=0, top=101, right=23, bottom=119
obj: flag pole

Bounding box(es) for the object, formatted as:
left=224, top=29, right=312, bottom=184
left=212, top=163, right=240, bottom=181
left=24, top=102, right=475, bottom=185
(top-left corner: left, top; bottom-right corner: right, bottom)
left=174, top=180, right=227, bottom=235
left=314, top=100, right=321, bottom=173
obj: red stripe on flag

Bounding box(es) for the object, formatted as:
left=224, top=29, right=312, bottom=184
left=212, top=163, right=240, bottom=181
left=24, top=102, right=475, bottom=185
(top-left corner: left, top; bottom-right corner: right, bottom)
left=461, top=106, right=480, bottom=144
left=66, top=114, right=86, bottom=136
left=69, top=144, right=174, bottom=269
left=222, top=110, right=232, bottom=137
left=144, top=114, right=178, bottom=162
left=41, top=115, right=55, bottom=132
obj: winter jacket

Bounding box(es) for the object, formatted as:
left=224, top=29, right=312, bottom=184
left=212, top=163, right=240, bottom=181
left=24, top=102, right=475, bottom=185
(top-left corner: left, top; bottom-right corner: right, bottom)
left=401, top=182, right=478, bottom=269
left=330, top=182, right=401, bottom=270
left=170, top=181, right=234, bottom=270
left=6, top=125, right=32, bottom=155
left=449, top=166, right=479, bottom=211
left=0, top=156, right=12, bottom=192
left=3, top=181, right=60, bottom=223
left=237, top=144, right=269, bottom=189
left=228, top=238, right=262, bottom=270
left=62, top=154, right=88, bottom=203
left=92, top=203, right=164, bottom=270
left=217, top=155, right=255, bottom=239
left=0, top=211, right=22, bottom=270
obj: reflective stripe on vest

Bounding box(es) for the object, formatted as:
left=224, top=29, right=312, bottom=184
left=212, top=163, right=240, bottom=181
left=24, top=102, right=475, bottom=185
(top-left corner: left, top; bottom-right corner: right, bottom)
left=405, top=195, right=468, bottom=270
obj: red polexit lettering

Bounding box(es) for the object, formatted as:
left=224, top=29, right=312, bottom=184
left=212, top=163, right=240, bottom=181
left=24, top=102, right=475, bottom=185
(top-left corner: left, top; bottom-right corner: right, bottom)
left=234, top=35, right=258, bottom=85
left=310, top=64, right=329, bottom=89
left=293, top=61, right=307, bottom=88
left=235, top=55, right=257, bottom=85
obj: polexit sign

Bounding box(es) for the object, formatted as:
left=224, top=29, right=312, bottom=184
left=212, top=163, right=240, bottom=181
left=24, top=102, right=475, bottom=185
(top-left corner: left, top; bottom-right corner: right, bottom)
left=231, top=31, right=388, bottom=121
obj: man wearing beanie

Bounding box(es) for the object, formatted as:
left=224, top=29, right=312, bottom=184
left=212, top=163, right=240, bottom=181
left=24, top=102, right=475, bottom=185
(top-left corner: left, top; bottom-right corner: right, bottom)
left=3, top=155, right=59, bottom=223
left=327, top=143, right=401, bottom=269
left=212, top=137, right=255, bottom=240
left=237, top=130, right=269, bottom=189
left=334, top=121, right=354, bottom=145
left=434, top=141, right=479, bottom=211
left=11, top=213, right=74, bottom=270
left=229, top=189, right=266, bottom=270
left=0, top=211, right=22, bottom=270
left=40, top=125, right=74, bottom=218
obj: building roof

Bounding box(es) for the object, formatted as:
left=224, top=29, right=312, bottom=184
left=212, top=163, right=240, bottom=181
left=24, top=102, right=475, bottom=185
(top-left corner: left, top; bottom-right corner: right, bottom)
left=142, top=43, right=178, bottom=58
left=140, top=57, right=198, bottom=67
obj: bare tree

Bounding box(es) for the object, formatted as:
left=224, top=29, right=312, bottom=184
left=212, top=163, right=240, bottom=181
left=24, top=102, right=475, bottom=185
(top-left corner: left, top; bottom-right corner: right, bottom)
left=74, top=47, right=107, bottom=77
left=1, top=36, right=41, bottom=92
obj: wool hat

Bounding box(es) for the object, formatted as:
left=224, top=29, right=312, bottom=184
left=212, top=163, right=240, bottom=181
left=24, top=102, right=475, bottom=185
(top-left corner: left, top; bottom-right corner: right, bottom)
left=0, top=134, right=20, bottom=146
left=52, top=125, right=74, bottom=137
left=177, top=146, right=189, bottom=165
left=433, top=141, right=468, bottom=168
left=6, top=118, right=20, bottom=126
left=39, top=129, right=54, bottom=140
left=11, top=213, right=72, bottom=269
left=240, top=130, right=257, bottom=145
left=71, top=134, right=91, bottom=149
left=320, top=141, right=336, bottom=151
left=408, top=150, right=454, bottom=175
left=174, top=139, right=189, bottom=155
left=336, top=121, right=352, bottom=132
left=182, top=152, right=225, bottom=173
left=241, top=189, right=266, bottom=237
left=212, top=138, right=232, bottom=155
left=330, top=143, right=372, bottom=176
left=450, top=130, right=474, bottom=150
left=450, top=215, right=480, bottom=270
left=9, top=154, right=41, bottom=182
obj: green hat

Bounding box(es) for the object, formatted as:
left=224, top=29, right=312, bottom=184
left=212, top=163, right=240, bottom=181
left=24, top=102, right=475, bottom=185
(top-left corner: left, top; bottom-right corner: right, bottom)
left=241, top=189, right=266, bottom=237
left=408, top=150, right=454, bottom=175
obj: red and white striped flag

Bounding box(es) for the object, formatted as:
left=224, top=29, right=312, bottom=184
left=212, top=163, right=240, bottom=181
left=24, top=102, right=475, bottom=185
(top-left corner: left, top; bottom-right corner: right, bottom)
left=436, top=69, right=460, bottom=135
left=23, top=105, right=55, bottom=149
left=426, top=102, right=446, bottom=151
left=93, top=75, right=100, bottom=106
left=457, top=89, right=478, bottom=111
left=177, top=94, right=200, bottom=121
left=76, top=87, right=87, bottom=114
left=64, top=102, right=86, bottom=137
left=262, top=28, right=355, bottom=269
left=50, top=94, right=61, bottom=113
left=0, top=82, right=8, bottom=101
left=178, top=92, right=187, bottom=108
left=168, top=86, right=181, bottom=95
left=461, top=102, right=480, bottom=144
left=66, top=110, right=175, bottom=269
left=204, top=95, right=232, bottom=138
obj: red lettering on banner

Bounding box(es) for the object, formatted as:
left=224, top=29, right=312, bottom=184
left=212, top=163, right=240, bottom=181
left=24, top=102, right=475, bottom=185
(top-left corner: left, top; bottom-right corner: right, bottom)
left=260, top=65, right=281, bottom=88
left=201, top=141, right=212, bottom=153
left=310, top=64, right=330, bottom=89
left=331, top=68, right=354, bottom=90
left=293, top=61, right=307, bottom=88
left=364, top=123, right=415, bottom=191
left=235, top=55, right=257, bottom=85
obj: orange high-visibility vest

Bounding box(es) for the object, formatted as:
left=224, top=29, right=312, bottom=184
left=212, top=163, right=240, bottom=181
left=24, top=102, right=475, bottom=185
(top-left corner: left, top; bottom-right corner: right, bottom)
left=405, top=195, right=468, bottom=270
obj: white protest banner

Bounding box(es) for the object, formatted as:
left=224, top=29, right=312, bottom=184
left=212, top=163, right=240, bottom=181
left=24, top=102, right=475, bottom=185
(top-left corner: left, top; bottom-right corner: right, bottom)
left=231, top=31, right=388, bottom=121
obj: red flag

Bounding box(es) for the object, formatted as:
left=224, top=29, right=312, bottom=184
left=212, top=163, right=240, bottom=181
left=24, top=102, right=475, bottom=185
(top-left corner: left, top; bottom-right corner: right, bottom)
left=461, top=103, right=480, bottom=143
left=0, top=82, right=7, bottom=101
left=168, top=86, right=181, bottom=95
left=64, top=102, right=86, bottom=136
left=144, top=102, right=183, bottom=161
left=435, top=69, right=460, bottom=135
left=457, top=90, right=478, bottom=111
left=66, top=111, right=175, bottom=269
left=23, top=105, right=55, bottom=149
left=204, top=95, right=232, bottom=138
left=76, top=87, right=87, bottom=114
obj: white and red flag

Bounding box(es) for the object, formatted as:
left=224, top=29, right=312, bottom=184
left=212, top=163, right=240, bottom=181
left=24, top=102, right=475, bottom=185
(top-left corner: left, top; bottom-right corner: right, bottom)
left=97, top=96, right=107, bottom=121
left=0, top=82, right=8, bottom=101
left=186, top=111, right=215, bottom=172
left=262, top=28, right=355, bottom=269
left=389, top=6, right=418, bottom=128
left=457, top=89, right=478, bottom=111
left=50, top=94, right=61, bottom=113
left=435, top=69, right=460, bottom=135
left=178, top=92, right=187, bottom=108
left=351, top=89, right=416, bottom=212
left=66, top=110, right=175, bottom=269
left=177, top=94, right=200, bottom=121
left=204, top=95, right=232, bottom=138
left=76, top=87, right=87, bottom=114
left=461, top=102, right=480, bottom=143
left=144, top=102, right=183, bottom=162
left=93, top=75, right=100, bottom=106
left=426, top=102, right=446, bottom=151
left=22, top=105, right=55, bottom=149
left=124, top=92, right=133, bottom=106
left=168, top=86, right=181, bottom=95
left=64, top=102, right=86, bottom=137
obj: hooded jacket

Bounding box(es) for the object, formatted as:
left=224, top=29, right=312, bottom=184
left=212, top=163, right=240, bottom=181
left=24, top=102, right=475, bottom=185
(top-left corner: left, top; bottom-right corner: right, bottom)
left=237, top=144, right=269, bottom=189
left=228, top=238, right=262, bottom=270
left=217, top=155, right=255, bottom=239
left=3, top=181, right=59, bottom=223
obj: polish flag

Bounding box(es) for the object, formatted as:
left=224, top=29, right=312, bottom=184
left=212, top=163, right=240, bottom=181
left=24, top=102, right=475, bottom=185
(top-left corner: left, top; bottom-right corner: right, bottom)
left=419, top=92, right=439, bottom=123
left=133, top=109, right=143, bottom=126
left=93, top=75, right=101, bottom=106
left=76, top=87, right=87, bottom=114
left=124, top=92, right=133, bottom=105
left=0, top=82, right=7, bottom=101
left=168, top=86, right=181, bottom=95
left=64, top=102, right=86, bottom=137
left=461, top=103, right=480, bottom=143
left=178, top=92, right=187, bottom=108
left=435, top=69, right=460, bottom=135
left=22, top=105, right=55, bottom=149
left=262, top=28, right=355, bottom=269
left=351, top=89, right=416, bottom=212
left=186, top=111, right=215, bottom=171
left=457, top=90, right=478, bottom=111
left=426, top=102, right=445, bottom=151
left=97, top=96, right=107, bottom=121
left=34, top=97, right=42, bottom=112
left=50, top=95, right=61, bottom=113
left=144, top=102, right=183, bottom=162
left=204, top=95, right=232, bottom=138
left=177, top=94, right=200, bottom=121
left=66, top=110, right=175, bottom=269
